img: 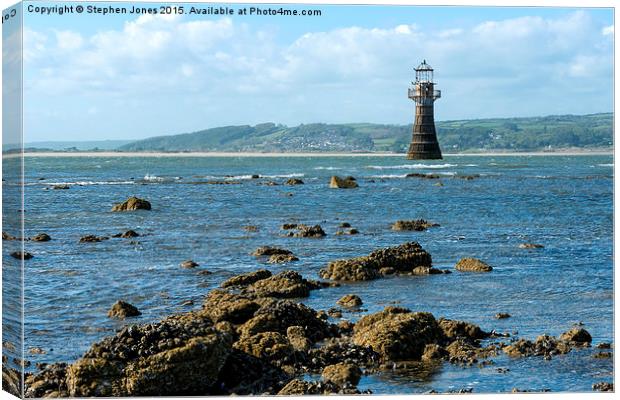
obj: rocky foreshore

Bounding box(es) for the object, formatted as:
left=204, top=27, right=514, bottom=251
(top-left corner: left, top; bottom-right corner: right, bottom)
left=21, top=240, right=609, bottom=396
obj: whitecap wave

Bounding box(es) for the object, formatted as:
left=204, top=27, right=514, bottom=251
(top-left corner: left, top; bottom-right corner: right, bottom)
left=366, top=163, right=457, bottom=170
left=314, top=166, right=344, bottom=170
left=143, top=174, right=166, bottom=182
left=597, top=163, right=613, bottom=167
left=43, top=180, right=135, bottom=186
left=368, top=174, right=408, bottom=179
left=262, top=173, right=305, bottom=179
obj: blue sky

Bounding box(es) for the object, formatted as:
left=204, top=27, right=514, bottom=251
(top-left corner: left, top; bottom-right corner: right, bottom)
left=13, top=2, right=615, bottom=141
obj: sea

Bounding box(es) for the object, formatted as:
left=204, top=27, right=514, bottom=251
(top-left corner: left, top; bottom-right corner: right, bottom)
left=2, top=154, right=614, bottom=394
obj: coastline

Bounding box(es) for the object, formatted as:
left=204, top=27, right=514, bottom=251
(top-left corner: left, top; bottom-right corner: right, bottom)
left=15, top=149, right=615, bottom=158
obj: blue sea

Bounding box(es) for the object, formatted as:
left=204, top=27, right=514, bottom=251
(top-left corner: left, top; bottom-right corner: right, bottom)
left=3, top=154, right=614, bottom=393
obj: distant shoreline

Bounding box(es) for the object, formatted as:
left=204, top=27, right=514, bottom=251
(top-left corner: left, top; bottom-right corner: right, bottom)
left=12, top=149, right=614, bottom=158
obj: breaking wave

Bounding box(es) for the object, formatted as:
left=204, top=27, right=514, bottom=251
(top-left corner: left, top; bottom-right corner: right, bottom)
left=366, top=163, right=457, bottom=170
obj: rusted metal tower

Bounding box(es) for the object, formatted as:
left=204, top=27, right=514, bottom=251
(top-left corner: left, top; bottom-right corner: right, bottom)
left=407, top=60, right=442, bottom=159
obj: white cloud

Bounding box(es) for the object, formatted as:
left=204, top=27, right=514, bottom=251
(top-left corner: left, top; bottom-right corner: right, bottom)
left=22, top=10, right=613, bottom=140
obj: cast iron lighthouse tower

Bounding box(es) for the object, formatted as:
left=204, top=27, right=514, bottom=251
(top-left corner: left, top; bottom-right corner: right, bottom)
left=407, top=60, right=442, bottom=159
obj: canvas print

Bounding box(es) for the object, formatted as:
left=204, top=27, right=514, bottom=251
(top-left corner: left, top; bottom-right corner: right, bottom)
left=1, top=1, right=614, bottom=397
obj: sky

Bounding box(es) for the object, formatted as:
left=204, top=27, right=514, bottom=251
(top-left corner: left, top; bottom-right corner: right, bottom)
left=6, top=2, right=615, bottom=141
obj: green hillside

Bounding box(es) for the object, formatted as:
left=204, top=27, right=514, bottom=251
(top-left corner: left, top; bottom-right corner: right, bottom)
left=118, top=113, right=612, bottom=153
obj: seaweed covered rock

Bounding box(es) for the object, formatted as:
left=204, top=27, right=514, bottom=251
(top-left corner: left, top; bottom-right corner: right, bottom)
left=285, top=224, right=326, bottom=238
left=337, top=294, right=363, bottom=308
left=455, top=258, right=493, bottom=272
left=202, top=290, right=261, bottom=324
left=221, top=269, right=272, bottom=288
left=252, top=247, right=292, bottom=257
left=24, top=363, right=68, bottom=398
left=112, top=230, right=140, bottom=238
left=107, top=301, right=141, bottom=319
left=30, top=313, right=233, bottom=397
left=31, top=233, right=52, bottom=242
left=329, top=176, right=358, bottom=189
left=321, top=362, right=362, bottom=386
left=392, top=220, right=439, bottom=231
left=79, top=235, right=109, bottom=243
left=438, top=318, right=489, bottom=342
left=352, top=307, right=442, bottom=361
left=180, top=260, right=199, bottom=269
left=285, top=178, right=304, bottom=185
left=278, top=378, right=360, bottom=395
left=111, top=196, right=151, bottom=212
left=245, top=271, right=315, bottom=298
left=268, top=254, right=299, bottom=264
left=239, top=299, right=329, bottom=342
left=559, top=327, right=592, bottom=346
left=233, top=332, right=294, bottom=365
left=10, top=251, right=33, bottom=260
left=502, top=335, right=571, bottom=358
left=320, top=242, right=432, bottom=281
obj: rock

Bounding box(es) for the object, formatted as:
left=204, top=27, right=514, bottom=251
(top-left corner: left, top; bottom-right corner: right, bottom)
left=336, top=294, right=363, bottom=308
left=559, top=327, right=592, bottom=345
left=421, top=344, right=445, bottom=361
left=268, top=254, right=299, bottom=264
left=454, top=174, right=480, bottom=180
left=406, top=173, right=440, bottom=179
left=285, top=224, right=326, bottom=238
left=411, top=266, right=447, bottom=275
left=243, top=225, right=259, bottom=232
left=281, top=223, right=298, bottom=230
left=29, top=347, right=46, bottom=355
left=221, top=270, right=273, bottom=288
left=62, top=314, right=231, bottom=396
left=592, top=382, right=613, bottom=392
left=495, top=313, right=511, bottom=319
left=10, top=251, right=33, bottom=260
left=31, top=233, right=51, bottom=242
left=284, top=178, right=304, bottom=185
left=112, top=230, right=140, bottom=238
left=348, top=228, right=359, bottom=235
left=246, top=271, right=315, bottom=298
left=329, top=176, right=358, bottom=189
left=277, top=379, right=358, bottom=395
left=111, top=196, right=151, bottom=212
left=180, top=260, right=199, bottom=269
left=252, top=246, right=292, bottom=257
left=202, top=291, right=261, bottom=324
left=503, top=335, right=571, bottom=358
left=392, top=220, right=439, bottom=231
left=233, top=331, right=294, bottom=365
left=519, top=243, right=544, bottom=249
left=2, top=232, right=17, bottom=240
left=251, top=174, right=260, bottom=179
left=286, top=326, right=311, bottom=351
left=327, top=308, right=342, bottom=318
left=107, top=300, right=141, bottom=319
left=79, top=235, right=109, bottom=243
left=593, top=351, right=612, bottom=359
left=239, top=299, right=329, bottom=342
left=339, top=222, right=351, bottom=228
left=596, top=342, right=612, bottom=349
left=320, top=242, right=432, bottom=281
left=352, top=307, right=442, bottom=361
left=322, top=362, right=362, bottom=386
left=438, top=318, right=489, bottom=342
left=455, top=258, right=493, bottom=272
left=24, top=362, right=68, bottom=397
left=52, top=184, right=70, bottom=190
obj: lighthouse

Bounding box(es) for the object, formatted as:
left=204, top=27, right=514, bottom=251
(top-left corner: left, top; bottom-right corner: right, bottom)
left=406, top=60, right=442, bottom=160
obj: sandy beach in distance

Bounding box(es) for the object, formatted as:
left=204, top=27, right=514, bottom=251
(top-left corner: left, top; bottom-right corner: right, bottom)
left=17, top=149, right=614, bottom=157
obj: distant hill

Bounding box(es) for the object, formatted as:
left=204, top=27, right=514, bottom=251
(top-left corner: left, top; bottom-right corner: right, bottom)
left=21, top=113, right=610, bottom=153
left=118, top=113, right=612, bottom=153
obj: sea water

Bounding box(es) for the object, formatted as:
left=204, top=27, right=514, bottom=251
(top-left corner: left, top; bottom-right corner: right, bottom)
left=3, top=154, right=613, bottom=393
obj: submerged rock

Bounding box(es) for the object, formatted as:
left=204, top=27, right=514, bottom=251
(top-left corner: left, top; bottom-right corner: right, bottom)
left=111, top=196, right=151, bottom=212
left=495, top=313, right=511, bottom=319
left=285, top=224, right=326, bottom=238
left=31, top=233, right=51, bottom=242
left=52, top=184, right=70, bottom=190
left=10, top=251, right=33, bottom=260
left=180, top=260, right=199, bottom=269
left=320, top=242, right=432, bottom=281
left=112, top=230, right=140, bottom=238
left=252, top=246, right=292, bottom=257
left=107, top=300, right=141, bottom=319
left=352, top=307, right=442, bottom=361
left=284, top=178, right=304, bottom=185
left=455, top=258, right=493, bottom=272
left=243, top=225, right=259, bottom=232
left=79, top=235, right=109, bottom=243
left=519, top=243, right=544, bottom=249
left=392, top=220, right=439, bottom=231
left=321, top=362, right=362, bottom=386
left=281, top=223, right=298, bottom=230
left=329, top=176, right=358, bottom=189
left=406, top=173, right=440, bottom=179
left=337, top=294, right=363, bottom=308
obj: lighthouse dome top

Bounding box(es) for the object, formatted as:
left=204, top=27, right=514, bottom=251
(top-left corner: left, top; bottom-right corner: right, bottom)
left=416, top=59, right=433, bottom=71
